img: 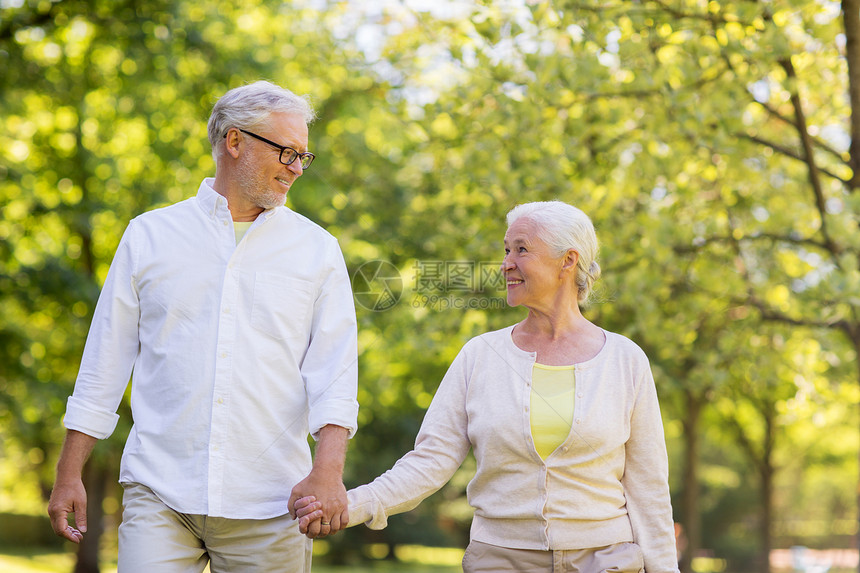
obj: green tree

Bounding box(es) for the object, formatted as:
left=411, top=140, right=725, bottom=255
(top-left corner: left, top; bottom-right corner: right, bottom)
left=499, top=1, right=859, bottom=569
left=0, top=0, right=405, bottom=569
left=3, top=1, right=858, bottom=571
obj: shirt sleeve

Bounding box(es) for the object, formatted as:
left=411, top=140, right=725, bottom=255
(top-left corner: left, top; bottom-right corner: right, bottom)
left=64, top=221, right=141, bottom=440
left=347, top=347, right=472, bottom=529
left=622, top=359, right=680, bottom=573
left=303, top=238, right=359, bottom=440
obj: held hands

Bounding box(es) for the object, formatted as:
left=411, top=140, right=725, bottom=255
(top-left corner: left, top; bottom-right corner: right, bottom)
left=289, top=424, right=350, bottom=539
left=292, top=495, right=330, bottom=537
left=288, top=470, right=349, bottom=539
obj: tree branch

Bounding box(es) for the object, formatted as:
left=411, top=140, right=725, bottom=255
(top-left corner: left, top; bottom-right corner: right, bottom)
left=749, top=297, right=844, bottom=330
left=725, top=415, right=763, bottom=469
left=0, top=2, right=65, bottom=42
left=673, top=233, right=832, bottom=254
left=737, top=133, right=849, bottom=184
left=647, top=0, right=763, bottom=29
left=753, top=100, right=848, bottom=164
left=842, top=0, right=860, bottom=190
left=779, top=57, right=842, bottom=256
left=582, top=61, right=730, bottom=101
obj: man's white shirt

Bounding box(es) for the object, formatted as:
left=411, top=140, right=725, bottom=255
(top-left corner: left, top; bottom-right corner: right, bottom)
left=64, top=178, right=359, bottom=519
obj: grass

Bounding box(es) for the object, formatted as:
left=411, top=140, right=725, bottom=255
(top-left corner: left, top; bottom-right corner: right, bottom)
left=315, top=567, right=460, bottom=573
left=0, top=546, right=81, bottom=573
left=0, top=545, right=462, bottom=573
left=6, top=546, right=860, bottom=573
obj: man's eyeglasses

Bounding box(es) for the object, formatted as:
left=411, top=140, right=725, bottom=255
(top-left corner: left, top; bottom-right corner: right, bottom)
left=226, top=128, right=315, bottom=170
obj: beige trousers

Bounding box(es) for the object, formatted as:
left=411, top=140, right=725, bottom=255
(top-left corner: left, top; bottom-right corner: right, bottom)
left=117, top=483, right=311, bottom=573
left=462, top=539, right=645, bottom=573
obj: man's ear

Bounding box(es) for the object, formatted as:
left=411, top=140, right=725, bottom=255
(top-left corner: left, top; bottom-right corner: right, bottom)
left=223, top=128, right=242, bottom=159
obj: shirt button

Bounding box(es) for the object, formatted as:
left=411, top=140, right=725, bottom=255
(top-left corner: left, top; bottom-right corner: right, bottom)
left=575, top=418, right=582, bottom=424
left=223, top=307, right=231, bottom=314
left=216, top=397, right=224, bottom=404
left=577, top=393, right=583, bottom=398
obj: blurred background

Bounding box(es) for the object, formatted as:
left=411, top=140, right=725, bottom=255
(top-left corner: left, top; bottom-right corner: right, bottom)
left=1, top=0, right=858, bottom=572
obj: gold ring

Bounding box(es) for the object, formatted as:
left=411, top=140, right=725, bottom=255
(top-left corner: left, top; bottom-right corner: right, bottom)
left=321, top=521, right=330, bottom=526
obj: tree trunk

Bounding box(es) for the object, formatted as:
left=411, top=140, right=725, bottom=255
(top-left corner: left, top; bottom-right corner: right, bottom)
left=850, top=329, right=860, bottom=573
left=837, top=2, right=860, bottom=571
left=758, top=409, right=776, bottom=573
left=856, top=337, right=860, bottom=573
left=842, top=0, right=860, bottom=188
left=856, top=334, right=860, bottom=573
left=680, top=390, right=701, bottom=573
left=73, top=461, right=109, bottom=573
left=760, top=459, right=773, bottom=573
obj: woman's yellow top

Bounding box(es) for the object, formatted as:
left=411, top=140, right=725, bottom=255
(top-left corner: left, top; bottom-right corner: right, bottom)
left=530, top=363, right=575, bottom=459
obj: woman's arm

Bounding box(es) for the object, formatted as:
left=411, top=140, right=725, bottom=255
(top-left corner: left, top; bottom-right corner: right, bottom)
left=622, top=364, right=680, bottom=573
left=343, top=348, right=474, bottom=531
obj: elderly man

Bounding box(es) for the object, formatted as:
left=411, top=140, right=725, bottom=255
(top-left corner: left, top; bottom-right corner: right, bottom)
left=47, top=81, right=358, bottom=572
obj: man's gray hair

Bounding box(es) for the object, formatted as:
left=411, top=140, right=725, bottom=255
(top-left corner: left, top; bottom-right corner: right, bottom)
left=506, top=200, right=602, bottom=306
left=207, top=81, right=316, bottom=162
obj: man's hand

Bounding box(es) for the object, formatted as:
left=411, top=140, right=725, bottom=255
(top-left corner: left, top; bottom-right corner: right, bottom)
left=288, top=424, right=350, bottom=539
left=289, top=468, right=349, bottom=538
left=48, top=478, right=87, bottom=543
left=47, top=430, right=98, bottom=544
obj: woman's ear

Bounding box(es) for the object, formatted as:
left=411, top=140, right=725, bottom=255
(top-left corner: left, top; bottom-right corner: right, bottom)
left=562, top=249, right=579, bottom=271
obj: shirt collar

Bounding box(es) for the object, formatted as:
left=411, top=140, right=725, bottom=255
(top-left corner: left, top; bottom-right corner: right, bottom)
left=196, top=178, right=228, bottom=219
left=195, top=177, right=281, bottom=223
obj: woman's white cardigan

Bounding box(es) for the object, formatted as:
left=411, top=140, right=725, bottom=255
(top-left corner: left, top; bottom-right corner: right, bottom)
left=348, top=325, right=680, bottom=573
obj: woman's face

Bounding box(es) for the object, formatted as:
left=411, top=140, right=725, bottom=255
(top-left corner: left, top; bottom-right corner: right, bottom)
left=502, top=218, right=568, bottom=310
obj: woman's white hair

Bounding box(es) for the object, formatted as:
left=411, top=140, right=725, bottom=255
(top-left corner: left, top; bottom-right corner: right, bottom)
left=207, top=80, right=316, bottom=163
left=506, top=200, right=601, bottom=306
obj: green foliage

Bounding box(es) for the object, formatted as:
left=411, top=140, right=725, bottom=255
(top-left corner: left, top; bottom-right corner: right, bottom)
left=0, top=513, right=64, bottom=548
left=1, top=0, right=858, bottom=570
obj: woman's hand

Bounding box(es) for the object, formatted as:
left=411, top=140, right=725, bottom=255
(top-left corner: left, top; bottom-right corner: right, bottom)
left=292, top=495, right=326, bottom=537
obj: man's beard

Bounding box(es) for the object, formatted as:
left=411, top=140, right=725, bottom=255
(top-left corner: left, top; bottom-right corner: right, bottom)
left=246, top=185, right=286, bottom=210
left=236, top=159, right=288, bottom=210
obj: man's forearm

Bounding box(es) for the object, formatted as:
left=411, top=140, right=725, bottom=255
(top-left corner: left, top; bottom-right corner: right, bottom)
left=48, top=429, right=98, bottom=543
left=56, top=429, right=98, bottom=482
left=312, top=424, right=349, bottom=475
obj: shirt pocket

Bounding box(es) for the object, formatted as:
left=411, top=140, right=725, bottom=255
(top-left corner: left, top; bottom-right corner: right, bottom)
left=250, top=272, right=315, bottom=342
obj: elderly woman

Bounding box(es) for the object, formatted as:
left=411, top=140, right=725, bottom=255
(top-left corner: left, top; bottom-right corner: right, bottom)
left=295, top=201, right=679, bottom=573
